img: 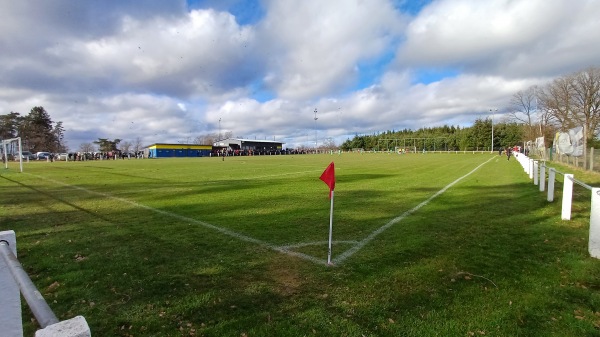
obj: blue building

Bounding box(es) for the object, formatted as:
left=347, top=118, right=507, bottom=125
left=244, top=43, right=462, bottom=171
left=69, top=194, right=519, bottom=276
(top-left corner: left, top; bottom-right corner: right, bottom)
left=146, top=143, right=212, bottom=158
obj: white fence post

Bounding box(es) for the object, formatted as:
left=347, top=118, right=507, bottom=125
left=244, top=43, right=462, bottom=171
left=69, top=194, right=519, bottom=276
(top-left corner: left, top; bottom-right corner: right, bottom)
left=540, top=163, right=546, bottom=192
left=0, top=230, right=23, bottom=337
left=548, top=168, right=555, bottom=202
left=562, top=174, right=574, bottom=220
left=35, top=316, right=91, bottom=337
left=533, top=161, right=539, bottom=186
left=590, top=188, right=600, bottom=258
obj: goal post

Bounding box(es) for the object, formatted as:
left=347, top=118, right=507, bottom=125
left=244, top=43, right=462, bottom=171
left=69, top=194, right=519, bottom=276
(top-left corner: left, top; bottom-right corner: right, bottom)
left=1, top=137, right=23, bottom=172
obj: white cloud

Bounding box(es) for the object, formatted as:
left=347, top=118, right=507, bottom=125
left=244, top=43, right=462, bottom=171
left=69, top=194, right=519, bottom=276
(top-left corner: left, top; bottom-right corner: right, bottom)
left=259, top=0, right=406, bottom=99
left=396, top=0, right=600, bottom=77
left=1, top=0, right=600, bottom=151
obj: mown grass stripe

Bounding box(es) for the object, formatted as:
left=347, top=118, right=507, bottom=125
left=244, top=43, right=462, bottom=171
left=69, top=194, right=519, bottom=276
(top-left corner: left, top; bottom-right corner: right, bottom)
left=333, top=156, right=495, bottom=264
left=25, top=173, right=330, bottom=266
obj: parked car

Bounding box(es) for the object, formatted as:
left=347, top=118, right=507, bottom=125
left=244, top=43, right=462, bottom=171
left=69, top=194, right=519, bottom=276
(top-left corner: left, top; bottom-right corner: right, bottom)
left=57, top=153, right=68, bottom=160
left=16, top=151, right=36, bottom=161
left=36, top=152, right=51, bottom=160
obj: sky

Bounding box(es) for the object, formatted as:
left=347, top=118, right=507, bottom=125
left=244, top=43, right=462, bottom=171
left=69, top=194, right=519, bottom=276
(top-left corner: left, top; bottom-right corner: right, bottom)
left=1, top=0, right=600, bottom=150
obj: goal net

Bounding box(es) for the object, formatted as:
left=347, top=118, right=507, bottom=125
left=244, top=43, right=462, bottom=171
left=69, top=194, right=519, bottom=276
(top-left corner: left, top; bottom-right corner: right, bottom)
left=1, top=137, right=24, bottom=172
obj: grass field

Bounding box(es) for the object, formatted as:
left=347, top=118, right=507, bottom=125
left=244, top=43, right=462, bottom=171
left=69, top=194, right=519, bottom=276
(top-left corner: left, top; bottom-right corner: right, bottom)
left=2, top=153, right=600, bottom=336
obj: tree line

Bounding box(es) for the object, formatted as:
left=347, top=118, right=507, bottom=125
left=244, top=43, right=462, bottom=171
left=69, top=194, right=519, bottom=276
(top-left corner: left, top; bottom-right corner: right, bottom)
left=341, top=65, right=600, bottom=152
left=0, top=106, right=66, bottom=153
left=340, top=123, right=523, bottom=152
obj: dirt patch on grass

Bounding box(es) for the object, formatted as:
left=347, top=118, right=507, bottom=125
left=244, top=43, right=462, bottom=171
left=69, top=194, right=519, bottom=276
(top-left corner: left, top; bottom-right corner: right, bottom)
left=268, top=259, right=305, bottom=296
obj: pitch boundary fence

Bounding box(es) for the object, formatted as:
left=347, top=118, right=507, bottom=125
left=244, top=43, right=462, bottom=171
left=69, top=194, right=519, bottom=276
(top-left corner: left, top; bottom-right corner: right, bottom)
left=515, top=153, right=600, bottom=259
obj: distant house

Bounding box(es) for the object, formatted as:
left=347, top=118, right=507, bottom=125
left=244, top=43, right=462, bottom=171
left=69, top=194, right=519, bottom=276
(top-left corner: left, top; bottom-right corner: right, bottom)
left=146, top=143, right=212, bottom=158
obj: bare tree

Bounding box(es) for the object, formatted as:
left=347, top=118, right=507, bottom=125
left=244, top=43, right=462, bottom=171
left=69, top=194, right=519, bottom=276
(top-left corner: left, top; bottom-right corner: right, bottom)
left=509, top=85, right=538, bottom=140
left=133, top=137, right=143, bottom=153
left=193, top=131, right=233, bottom=145
left=539, top=75, right=576, bottom=130
left=79, top=142, right=95, bottom=153
left=320, top=138, right=338, bottom=150
left=194, top=133, right=217, bottom=145
left=539, top=66, right=600, bottom=138
left=120, top=140, right=132, bottom=154
left=571, top=67, right=600, bottom=138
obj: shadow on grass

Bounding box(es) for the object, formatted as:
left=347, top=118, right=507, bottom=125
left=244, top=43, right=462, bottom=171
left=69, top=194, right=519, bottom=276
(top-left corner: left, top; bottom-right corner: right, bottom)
left=3, top=157, right=600, bottom=336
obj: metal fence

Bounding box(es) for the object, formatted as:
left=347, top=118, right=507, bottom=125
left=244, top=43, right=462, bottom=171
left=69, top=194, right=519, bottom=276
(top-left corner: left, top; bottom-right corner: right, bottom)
left=0, top=230, right=91, bottom=337
left=542, top=147, right=600, bottom=173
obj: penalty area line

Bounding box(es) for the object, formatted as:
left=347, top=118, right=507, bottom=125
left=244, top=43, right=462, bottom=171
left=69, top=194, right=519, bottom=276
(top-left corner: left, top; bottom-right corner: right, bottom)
left=24, top=173, right=330, bottom=266
left=332, top=156, right=496, bottom=265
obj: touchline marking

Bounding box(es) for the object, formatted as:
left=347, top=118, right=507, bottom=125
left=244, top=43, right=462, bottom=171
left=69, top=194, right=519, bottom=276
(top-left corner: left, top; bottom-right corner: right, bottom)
left=25, top=173, right=329, bottom=266
left=332, top=156, right=495, bottom=265
left=107, top=169, right=326, bottom=196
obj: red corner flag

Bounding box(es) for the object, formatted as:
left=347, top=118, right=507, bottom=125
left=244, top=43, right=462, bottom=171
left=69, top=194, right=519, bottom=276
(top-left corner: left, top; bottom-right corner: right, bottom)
left=320, top=162, right=335, bottom=199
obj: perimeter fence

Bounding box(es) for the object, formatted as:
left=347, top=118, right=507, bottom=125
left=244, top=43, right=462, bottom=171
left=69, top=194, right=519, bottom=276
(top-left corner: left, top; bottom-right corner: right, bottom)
left=514, top=153, right=600, bottom=259
left=541, top=147, right=600, bottom=173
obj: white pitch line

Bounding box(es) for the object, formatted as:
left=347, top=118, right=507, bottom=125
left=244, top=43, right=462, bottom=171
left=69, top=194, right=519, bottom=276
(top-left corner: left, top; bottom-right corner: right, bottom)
left=278, top=240, right=359, bottom=250
left=24, top=173, right=330, bottom=266
left=332, top=156, right=495, bottom=265
left=23, top=157, right=491, bottom=267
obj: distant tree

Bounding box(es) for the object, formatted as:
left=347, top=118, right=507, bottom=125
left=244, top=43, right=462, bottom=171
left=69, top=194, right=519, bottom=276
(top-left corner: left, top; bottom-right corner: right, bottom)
left=93, top=138, right=121, bottom=152
left=52, top=121, right=67, bottom=152
left=120, top=140, right=132, bottom=154
left=0, top=112, right=22, bottom=140
left=320, top=138, right=337, bottom=150
left=79, top=142, right=95, bottom=153
left=20, top=106, right=56, bottom=152
left=508, top=85, right=540, bottom=141
left=133, top=137, right=143, bottom=153
left=194, top=133, right=219, bottom=145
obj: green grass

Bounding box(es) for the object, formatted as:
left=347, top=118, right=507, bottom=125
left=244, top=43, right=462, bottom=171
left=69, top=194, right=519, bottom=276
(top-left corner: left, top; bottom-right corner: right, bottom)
left=1, top=153, right=600, bottom=336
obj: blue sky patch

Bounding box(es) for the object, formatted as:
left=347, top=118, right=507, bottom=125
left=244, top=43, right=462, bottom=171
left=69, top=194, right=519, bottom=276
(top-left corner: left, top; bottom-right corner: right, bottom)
left=412, top=67, right=461, bottom=85
left=249, top=79, right=275, bottom=102
left=392, top=0, right=432, bottom=15
left=187, top=0, right=265, bottom=25
left=353, top=50, right=396, bottom=91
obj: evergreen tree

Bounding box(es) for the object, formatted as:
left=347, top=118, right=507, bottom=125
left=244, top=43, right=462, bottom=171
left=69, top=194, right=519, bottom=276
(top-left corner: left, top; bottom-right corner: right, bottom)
left=20, top=107, right=56, bottom=152
left=93, top=138, right=122, bottom=152
left=0, top=112, right=21, bottom=140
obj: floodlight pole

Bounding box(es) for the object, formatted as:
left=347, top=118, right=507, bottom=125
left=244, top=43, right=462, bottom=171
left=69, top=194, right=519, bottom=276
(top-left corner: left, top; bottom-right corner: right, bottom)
left=218, top=118, right=222, bottom=141
left=490, top=109, right=497, bottom=153
left=314, top=108, right=318, bottom=151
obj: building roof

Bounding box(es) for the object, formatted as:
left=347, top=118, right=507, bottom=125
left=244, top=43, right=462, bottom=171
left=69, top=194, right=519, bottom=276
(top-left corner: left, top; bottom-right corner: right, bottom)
left=213, top=138, right=285, bottom=146
left=146, top=143, right=212, bottom=148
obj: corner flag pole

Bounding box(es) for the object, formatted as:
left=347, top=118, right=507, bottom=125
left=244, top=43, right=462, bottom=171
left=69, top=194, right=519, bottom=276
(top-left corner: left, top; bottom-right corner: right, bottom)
left=327, top=190, right=334, bottom=265
left=319, top=161, right=336, bottom=265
